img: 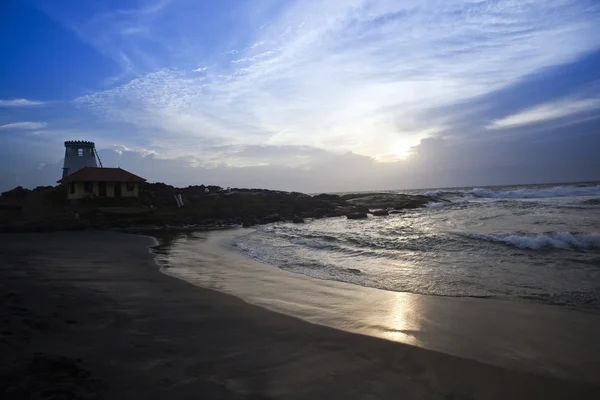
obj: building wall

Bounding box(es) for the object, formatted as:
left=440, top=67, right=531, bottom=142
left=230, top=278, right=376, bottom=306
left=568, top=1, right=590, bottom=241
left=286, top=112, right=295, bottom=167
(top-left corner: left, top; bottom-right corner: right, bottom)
left=67, top=182, right=89, bottom=199
left=66, top=182, right=139, bottom=199
left=108, top=182, right=139, bottom=198
left=62, top=145, right=98, bottom=178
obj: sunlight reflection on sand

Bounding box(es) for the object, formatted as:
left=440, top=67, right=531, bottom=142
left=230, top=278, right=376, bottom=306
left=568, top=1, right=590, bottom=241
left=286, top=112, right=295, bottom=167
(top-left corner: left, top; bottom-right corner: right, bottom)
left=156, top=229, right=600, bottom=382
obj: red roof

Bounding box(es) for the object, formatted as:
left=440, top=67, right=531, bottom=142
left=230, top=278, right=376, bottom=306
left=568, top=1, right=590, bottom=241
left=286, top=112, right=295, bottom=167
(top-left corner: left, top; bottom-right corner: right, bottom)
left=58, top=167, right=146, bottom=183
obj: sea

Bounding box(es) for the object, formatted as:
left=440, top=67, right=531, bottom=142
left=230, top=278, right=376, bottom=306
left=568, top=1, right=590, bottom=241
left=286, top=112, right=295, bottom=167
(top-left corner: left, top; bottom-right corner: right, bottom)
left=153, top=181, right=600, bottom=378
left=230, top=182, right=600, bottom=312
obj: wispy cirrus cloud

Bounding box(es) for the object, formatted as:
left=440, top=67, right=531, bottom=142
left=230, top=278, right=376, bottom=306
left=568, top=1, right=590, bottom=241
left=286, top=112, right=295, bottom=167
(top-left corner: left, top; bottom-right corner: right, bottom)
left=38, top=0, right=175, bottom=79
left=113, top=144, right=157, bottom=157
left=0, top=99, right=45, bottom=107
left=73, top=0, right=600, bottom=165
left=487, top=97, right=600, bottom=130
left=0, top=122, right=48, bottom=130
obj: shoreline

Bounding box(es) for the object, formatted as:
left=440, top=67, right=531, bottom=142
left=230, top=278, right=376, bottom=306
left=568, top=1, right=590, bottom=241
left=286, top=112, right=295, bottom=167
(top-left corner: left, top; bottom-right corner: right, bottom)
left=1, top=231, right=599, bottom=398
left=155, top=228, right=600, bottom=383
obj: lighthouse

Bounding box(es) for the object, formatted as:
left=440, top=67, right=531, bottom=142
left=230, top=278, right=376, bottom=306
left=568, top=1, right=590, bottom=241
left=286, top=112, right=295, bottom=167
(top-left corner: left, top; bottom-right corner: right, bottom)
left=62, top=140, right=100, bottom=179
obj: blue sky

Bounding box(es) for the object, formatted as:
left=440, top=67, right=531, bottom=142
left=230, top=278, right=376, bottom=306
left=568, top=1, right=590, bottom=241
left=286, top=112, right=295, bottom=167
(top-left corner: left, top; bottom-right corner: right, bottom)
left=1, top=0, right=600, bottom=192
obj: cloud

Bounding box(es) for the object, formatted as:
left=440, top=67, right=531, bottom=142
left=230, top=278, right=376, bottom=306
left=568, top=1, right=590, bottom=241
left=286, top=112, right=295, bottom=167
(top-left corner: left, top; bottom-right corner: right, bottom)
left=5, top=127, right=599, bottom=194
left=0, top=122, right=48, bottom=130
left=0, top=99, right=45, bottom=107
left=487, top=97, right=600, bottom=130
left=112, top=0, right=172, bottom=16
left=113, top=144, right=157, bottom=157
left=231, top=50, right=277, bottom=64
left=38, top=0, right=175, bottom=77
left=12, top=0, right=594, bottom=192
left=72, top=0, right=600, bottom=164
left=249, top=41, right=265, bottom=49
left=120, top=26, right=148, bottom=35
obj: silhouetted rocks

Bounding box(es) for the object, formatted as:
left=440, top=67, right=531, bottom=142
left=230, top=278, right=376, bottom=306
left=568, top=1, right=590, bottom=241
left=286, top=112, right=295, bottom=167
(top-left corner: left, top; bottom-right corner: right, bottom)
left=1, top=186, right=30, bottom=200
left=346, top=193, right=432, bottom=210
left=242, top=217, right=259, bottom=228
left=346, top=212, right=369, bottom=220
left=313, top=193, right=341, bottom=201
left=261, top=213, right=282, bottom=224
left=0, top=184, right=436, bottom=232
left=371, top=209, right=390, bottom=216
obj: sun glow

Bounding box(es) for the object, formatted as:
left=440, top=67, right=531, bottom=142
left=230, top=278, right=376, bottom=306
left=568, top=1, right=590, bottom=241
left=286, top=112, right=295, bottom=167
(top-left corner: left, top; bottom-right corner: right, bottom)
left=394, top=143, right=412, bottom=159
left=391, top=137, right=419, bottom=160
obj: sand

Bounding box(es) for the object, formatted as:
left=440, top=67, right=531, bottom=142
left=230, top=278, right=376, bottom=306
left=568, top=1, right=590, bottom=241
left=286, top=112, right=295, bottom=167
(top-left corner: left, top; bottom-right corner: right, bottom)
left=159, top=229, right=600, bottom=383
left=1, top=231, right=599, bottom=399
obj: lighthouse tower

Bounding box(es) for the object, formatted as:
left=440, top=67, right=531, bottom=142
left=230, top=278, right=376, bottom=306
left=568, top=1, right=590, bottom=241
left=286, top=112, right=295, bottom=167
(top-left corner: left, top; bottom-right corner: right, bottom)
left=62, top=140, right=99, bottom=179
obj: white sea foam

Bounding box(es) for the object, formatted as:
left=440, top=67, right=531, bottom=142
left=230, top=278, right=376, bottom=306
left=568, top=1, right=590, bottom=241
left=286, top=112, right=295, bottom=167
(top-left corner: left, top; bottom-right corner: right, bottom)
left=424, top=185, right=600, bottom=200
left=464, top=232, right=600, bottom=250
left=469, top=186, right=600, bottom=199
left=424, top=201, right=451, bottom=208
left=423, top=189, right=457, bottom=197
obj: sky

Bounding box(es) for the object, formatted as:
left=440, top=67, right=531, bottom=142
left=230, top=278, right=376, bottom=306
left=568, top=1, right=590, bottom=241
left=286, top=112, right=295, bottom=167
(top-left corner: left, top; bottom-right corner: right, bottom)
left=1, top=0, right=600, bottom=193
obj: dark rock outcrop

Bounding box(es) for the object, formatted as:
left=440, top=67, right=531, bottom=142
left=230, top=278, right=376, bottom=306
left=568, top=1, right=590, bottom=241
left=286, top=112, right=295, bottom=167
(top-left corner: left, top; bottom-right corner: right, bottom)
left=371, top=209, right=389, bottom=216
left=346, top=193, right=433, bottom=210
left=0, top=184, right=434, bottom=232
left=261, top=213, right=282, bottom=224
left=1, top=186, right=30, bottom=200
left=313, top=193, right=341, bottom=201
left=346, top=213, right=368, bottom=220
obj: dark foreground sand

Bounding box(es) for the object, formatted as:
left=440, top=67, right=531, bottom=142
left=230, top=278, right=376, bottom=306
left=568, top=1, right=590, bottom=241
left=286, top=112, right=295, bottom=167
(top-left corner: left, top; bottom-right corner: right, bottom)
left=1, top=231, right=599, bottom=399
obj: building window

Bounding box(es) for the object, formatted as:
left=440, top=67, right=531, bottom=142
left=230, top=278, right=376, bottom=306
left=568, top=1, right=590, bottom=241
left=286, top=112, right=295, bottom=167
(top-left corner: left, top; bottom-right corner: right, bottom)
left=78, top=148, right=84, bottom=157
left=84, top=182, right=93, bottom=193
left=126, top=182, right=135, bottom=192
left=69, top=183, right=75, bottom=194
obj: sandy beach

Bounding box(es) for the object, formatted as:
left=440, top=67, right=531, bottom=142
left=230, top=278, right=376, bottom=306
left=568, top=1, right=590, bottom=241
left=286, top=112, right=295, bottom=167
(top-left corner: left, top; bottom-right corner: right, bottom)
left=159, top=229, right=600, bottom=383
left=1, top=231, right=599, bottom=399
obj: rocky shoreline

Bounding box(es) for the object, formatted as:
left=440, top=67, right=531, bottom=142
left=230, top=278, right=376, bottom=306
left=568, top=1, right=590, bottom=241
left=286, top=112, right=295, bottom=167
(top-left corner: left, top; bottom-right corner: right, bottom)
left=0, top=183, right=435, bottom=233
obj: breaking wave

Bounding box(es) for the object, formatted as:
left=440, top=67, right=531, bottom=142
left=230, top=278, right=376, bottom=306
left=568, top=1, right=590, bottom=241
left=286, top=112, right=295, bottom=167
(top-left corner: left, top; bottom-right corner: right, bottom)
left=424, top=201, right=452, bottom=208
left=462, top=232, right=600, bottom=250
left=424, top=185, right=600, bottom=200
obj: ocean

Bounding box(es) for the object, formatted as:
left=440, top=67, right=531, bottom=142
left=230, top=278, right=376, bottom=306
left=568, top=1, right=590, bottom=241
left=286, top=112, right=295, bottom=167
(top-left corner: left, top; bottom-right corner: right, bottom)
left=230, top=182, right=600, bottom=311
left=153, top=182, right=600, bottom=378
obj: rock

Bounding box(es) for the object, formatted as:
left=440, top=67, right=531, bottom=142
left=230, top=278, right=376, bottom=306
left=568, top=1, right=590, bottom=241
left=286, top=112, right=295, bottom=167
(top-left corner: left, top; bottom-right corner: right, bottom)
left=33, top=186, right=54, bottom=192
left=371, top=210, right=389, bottom=216
left=393, top=201, right=423, bottom=210
left=313, top=193, right=341, bottom=201
left=3, top=183, right=426, bottom=232
left=346, top=213, right=368, bottom=220
left=355, top=205, right=370, bottom=213
left=1, top=186, right=31, bottom=199
left=346, top=193, right=434, bottom=210
left=261, top=213, right=281, bottom=224
left=242, top=216, right=259, bottom=228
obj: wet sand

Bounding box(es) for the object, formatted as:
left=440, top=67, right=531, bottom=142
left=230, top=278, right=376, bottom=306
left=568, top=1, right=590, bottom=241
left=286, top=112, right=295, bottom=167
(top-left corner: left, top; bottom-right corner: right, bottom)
left=160, top=229, right=600, bottom=383
left=1, top=231, right=599, bottom=399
